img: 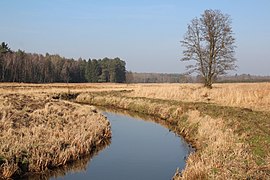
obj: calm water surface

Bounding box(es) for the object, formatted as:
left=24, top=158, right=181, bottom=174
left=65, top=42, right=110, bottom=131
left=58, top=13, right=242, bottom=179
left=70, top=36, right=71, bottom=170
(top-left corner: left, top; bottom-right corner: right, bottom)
left=50, top=111, right=191, bottom=180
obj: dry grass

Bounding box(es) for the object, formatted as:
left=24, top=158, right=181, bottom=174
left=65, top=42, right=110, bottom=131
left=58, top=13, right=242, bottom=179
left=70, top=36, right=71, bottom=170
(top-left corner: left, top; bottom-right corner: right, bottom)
left=0, top=83, right=132, bottom=95
left=174, top=111, right=262, bottom=179
left=1, top=82, right=269, bottom=112
left=128, top=83, right=270, bottom=112
left=0, top=82, right=269, bottom=179
left=76, top=91, right=270, bottom=179
left=26, top=139, right=110, bottom=179
left=0, top=93, right=111, bottom=178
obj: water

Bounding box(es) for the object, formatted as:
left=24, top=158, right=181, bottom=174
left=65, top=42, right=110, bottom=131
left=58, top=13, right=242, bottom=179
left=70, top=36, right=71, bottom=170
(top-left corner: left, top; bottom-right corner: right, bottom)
left=48, top=110, right=191, bottom=180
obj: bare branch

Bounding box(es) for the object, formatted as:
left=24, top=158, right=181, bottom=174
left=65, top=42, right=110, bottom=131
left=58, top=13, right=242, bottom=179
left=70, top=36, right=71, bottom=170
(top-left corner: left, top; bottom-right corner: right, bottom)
left=180, top=9, right=236, bottom=88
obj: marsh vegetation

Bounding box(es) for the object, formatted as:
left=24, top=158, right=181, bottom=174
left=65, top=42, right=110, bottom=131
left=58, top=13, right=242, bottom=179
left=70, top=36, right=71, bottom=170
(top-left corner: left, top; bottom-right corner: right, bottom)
left=0, top=83, right=269, bottom=179
left=0, top=90, right=111, bottom=178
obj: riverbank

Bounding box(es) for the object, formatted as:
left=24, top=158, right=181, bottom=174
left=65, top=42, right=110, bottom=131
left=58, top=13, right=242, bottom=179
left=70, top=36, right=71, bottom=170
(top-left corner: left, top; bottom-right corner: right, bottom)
left=0, top=93, right=111, bottom=179
left=76, top=91, right=270, bottom=179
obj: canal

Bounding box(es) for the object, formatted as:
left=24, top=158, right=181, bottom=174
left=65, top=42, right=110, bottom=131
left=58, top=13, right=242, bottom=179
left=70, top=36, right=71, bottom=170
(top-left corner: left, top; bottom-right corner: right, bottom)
left=49, top=110, right=192, bottom=180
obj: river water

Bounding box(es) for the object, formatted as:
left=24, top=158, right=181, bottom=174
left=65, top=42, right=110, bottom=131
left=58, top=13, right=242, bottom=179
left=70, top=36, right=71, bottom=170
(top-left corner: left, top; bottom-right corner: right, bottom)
left=46, top=110, right=191, bottom=180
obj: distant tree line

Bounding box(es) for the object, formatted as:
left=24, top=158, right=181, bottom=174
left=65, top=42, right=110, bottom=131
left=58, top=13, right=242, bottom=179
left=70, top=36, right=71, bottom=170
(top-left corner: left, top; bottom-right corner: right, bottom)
left=126, top=72, right=270, bottom=83
left=0, top=42, right=126, bottom=83
left=126, top=72, right=185, bottom=83
left=217, top=74, right=270, bottom=83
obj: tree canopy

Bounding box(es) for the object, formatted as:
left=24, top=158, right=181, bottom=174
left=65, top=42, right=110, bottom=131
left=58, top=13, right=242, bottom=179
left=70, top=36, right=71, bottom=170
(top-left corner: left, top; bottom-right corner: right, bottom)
left=0, top=42, right=11, bottom=54
left=0, top=42, right=126, bottom=83
left=181, top=9, right=237, bottom=88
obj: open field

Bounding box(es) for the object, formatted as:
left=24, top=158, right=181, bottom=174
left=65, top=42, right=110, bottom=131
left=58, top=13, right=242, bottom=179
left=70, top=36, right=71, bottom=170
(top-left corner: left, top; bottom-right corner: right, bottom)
left=0, top=82, right=269, bottom=179
left=0, top=82, right=269, bottom=111
left=0, top=89, right=111, bottom=178
left=128, top=83, right=270, bottom=112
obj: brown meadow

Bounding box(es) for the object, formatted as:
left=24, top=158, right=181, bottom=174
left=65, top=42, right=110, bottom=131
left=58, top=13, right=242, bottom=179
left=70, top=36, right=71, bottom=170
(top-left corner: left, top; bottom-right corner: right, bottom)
left=128, top=83, right=270, bottom=112
left=0, top=82, right=269, bottom=179
left=1, top=82, right=268, bottom=111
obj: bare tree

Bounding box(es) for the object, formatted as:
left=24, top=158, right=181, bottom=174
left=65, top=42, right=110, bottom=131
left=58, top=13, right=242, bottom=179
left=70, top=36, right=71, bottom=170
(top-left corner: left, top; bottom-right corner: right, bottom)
left=181, top=9, right=237, bottom=88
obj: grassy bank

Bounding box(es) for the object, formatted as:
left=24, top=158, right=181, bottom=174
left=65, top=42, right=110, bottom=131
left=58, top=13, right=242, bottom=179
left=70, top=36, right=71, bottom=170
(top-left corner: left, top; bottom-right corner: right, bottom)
left=0, top=93, right=111, bottom=179
left=76, top=91, right=270, bottom=179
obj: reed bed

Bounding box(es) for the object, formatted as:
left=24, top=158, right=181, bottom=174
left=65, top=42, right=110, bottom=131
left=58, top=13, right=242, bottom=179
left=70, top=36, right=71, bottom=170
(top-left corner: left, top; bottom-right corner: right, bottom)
left=0, top=93, right=111, bottom=178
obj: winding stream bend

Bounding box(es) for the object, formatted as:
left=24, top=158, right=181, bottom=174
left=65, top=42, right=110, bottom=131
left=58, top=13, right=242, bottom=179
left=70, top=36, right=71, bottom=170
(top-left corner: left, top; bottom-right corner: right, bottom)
left=49, top=110, right=191, bottom=180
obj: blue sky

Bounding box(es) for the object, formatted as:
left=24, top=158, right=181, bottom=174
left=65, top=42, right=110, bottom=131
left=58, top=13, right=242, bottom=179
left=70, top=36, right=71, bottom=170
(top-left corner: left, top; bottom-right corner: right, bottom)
left=1, top=0, right=270, bottom=75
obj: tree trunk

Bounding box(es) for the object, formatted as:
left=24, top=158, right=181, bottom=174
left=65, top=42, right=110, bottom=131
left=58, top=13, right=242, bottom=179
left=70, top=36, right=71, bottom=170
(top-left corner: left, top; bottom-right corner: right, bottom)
left=204, top=77, right=213, bottom=89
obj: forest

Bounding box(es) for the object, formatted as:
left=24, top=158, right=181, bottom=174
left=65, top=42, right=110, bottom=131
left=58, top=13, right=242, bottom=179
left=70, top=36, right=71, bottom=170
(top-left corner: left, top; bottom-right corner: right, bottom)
left=0, top=42, right=126, bottom=83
